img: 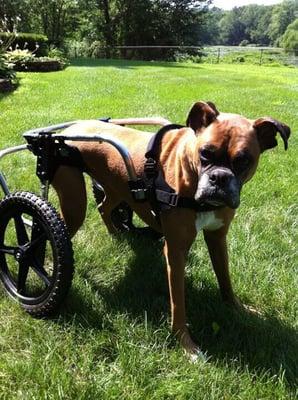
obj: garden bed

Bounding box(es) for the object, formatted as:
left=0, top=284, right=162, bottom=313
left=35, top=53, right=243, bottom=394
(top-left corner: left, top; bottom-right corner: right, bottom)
left=14, top=59, right=64, bottom=72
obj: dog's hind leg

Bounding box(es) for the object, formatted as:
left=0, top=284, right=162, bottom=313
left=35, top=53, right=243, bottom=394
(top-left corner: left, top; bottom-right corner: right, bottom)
left=52, top=166, right=87, bottom=238
left=96, top=188, right=124, bottom=234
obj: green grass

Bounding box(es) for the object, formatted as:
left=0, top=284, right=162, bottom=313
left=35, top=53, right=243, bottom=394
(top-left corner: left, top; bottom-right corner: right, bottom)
left=0, top=59, right=297, bottom=399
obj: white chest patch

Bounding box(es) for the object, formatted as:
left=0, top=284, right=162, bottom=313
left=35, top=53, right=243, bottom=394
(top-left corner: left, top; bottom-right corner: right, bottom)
left=195, top=211, right=224, bottom=232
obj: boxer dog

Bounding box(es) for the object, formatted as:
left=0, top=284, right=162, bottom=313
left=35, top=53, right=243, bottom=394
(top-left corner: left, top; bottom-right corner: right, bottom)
left=52, top=101, right=291, bottom=358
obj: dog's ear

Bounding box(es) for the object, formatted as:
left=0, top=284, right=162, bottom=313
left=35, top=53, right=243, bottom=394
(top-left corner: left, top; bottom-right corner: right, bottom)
left=186, top=101, right=219, bottom=133
left=253, top=117, right=291, bottom=152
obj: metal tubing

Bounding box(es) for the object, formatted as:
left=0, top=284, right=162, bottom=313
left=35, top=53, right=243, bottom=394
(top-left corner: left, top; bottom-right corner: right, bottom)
left=41, top=181, right=49, bottom=200
left=21, top=116, right=170, bottom=138
left=0, top=172, right=10, bottom=196
left=24, top=132, right=139, bottom=182
left=57, top=133, right=138, bottom=181
left=109, top=117, right=171, bottom=126
left=0, top=145, right=29, bottom=196
left=22, top=121, right=82, bottom=136
left=0, top=144, right=28, bottom=160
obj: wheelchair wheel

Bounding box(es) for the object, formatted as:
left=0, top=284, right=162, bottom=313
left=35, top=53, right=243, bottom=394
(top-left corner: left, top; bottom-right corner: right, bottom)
left=0, top=191, right=74, bottom=317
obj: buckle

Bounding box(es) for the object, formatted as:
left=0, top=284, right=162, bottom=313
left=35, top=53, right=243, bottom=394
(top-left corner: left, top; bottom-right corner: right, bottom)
left=168, top=193, right=178, bottom=207
left=144, top=158, right=157, bottom=177
left=156, top=189, right=179, bottom=207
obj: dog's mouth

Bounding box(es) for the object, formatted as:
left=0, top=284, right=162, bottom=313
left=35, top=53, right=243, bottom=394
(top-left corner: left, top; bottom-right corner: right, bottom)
left=195, top=173, right=241, bottom=210
left=204, top=198, right=226, bottom=207
left=197, top=190, right=240, bottom=209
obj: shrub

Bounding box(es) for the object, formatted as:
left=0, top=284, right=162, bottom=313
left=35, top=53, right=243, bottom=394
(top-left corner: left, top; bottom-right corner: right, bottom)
left=0, top=32, right=48, bottom=56
left=5, top=47, right=68, bottom=72
left=5, top=49, right=35, bottom=66
left=0, top=52, right=16, bottom=80
left=65, top=40, right=92, bottom=58
left=173, top=50, right=205, bottom=63
left=89, top=41, right=105, bottom=58
left=239, top=40, right=250, bottom=46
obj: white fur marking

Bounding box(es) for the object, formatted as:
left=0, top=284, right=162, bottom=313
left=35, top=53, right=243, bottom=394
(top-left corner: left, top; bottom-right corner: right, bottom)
left=195, top=211, right=224, bottom=232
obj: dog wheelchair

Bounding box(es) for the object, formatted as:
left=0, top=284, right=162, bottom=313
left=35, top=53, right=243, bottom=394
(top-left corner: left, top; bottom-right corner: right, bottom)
left=0, top=117, right=170, bottom=316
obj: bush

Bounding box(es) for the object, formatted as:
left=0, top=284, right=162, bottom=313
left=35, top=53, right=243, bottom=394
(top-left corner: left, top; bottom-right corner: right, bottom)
left=6, top=49, right=68, bottom=72
left=239, top=40, right=250, bottom=46
left=173, top=50, right=205, bottom=63
left=0, top=32, right=48, bottom=56
left=89, top=41, right=105, bottom=58
left=0, top=52, right=16, bottom=81
left=65, top=40, right=92, bottom=58
left=0, top=51, right=17, bottom=92
left=5, top=49, right=35, bottom=65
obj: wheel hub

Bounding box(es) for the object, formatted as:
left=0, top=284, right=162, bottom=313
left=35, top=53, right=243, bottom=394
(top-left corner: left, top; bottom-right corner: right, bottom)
left=14, top=248, right=25, bottom=262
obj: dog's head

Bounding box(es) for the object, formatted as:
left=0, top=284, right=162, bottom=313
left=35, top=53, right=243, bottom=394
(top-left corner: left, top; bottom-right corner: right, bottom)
left=186, top=101, right=291, bottom=209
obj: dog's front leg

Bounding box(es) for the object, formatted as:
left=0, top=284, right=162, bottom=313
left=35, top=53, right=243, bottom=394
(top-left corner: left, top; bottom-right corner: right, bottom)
left=203, top=229, right=238, bottom=306
left=162, top=211, right=200, bottom=356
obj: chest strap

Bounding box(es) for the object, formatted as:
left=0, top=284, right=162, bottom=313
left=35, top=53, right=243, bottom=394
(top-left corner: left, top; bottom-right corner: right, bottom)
left=144, top=124, right=220, bottom=213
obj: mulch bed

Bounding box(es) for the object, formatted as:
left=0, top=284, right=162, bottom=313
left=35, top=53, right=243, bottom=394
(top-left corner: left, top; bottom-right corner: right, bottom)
left=14, top=60, right=63, bottom=72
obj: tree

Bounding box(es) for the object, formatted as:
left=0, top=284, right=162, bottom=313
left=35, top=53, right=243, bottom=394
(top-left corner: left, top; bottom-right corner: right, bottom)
left=268, top=0, right=297, bottom=45
left=282, top=18, right=298, bottom=54
left=219, top=8, right=247, bottom=45
left=35, top=0, right=80, bottom=46
left=199, top=7, right=224, bottom=45
left=0, top=0, right=34, bottom=32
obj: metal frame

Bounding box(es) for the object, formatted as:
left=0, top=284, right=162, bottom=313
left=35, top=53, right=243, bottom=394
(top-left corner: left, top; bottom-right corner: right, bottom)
left=0, top=117, right=171, bottom=201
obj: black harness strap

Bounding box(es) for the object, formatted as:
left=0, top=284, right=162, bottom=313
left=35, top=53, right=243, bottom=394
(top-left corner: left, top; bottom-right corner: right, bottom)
left=144, top=124, right=220, bottom=214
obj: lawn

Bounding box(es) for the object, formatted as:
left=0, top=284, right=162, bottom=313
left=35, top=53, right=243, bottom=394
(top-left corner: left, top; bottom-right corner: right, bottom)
left=0, top=59, right=297, bottom=399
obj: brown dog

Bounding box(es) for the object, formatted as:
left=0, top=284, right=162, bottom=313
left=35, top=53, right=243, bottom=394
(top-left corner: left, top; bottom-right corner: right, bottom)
left=52, top=101, right=291, bottom=358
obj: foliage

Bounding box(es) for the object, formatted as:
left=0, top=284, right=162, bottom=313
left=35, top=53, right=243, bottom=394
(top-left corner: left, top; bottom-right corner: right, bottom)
left=5, top=48, right=68, bottom=71
left=205, top=0, right=297, bottom=47
left=0, top=32, right=48, bottom=56
left=65, top=39, right=92, bottom=58
left=1, top=1, right=297, bottom=58
left=202, top=48, right=293, bottom=66
left=0, top=0, right=210, bottom=59
left=282, top=18, right=298, bottom=55
left=48, top=45, right=69, bottom=64
left=0, top=51, right=16, bottom=80
left=268, top=0, right=297, bottom=45
left=5, top=48, right=35, bottom=64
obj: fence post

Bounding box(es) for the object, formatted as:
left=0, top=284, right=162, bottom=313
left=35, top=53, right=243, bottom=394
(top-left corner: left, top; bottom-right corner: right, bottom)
left=259, top=49, right=264, bottom=65
left=217, top=47, right=221, bottom=63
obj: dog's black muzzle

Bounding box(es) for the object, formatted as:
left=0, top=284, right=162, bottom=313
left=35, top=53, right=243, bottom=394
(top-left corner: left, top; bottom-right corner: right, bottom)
left=195, top=166, right=241, bottom=209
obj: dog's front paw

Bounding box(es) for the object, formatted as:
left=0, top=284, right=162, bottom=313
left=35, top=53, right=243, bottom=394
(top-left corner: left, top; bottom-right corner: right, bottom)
left=177, top=329, right=207, bottom=363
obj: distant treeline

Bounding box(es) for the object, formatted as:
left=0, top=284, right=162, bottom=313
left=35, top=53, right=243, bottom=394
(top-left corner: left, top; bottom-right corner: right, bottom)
left=203, top=0, right=297, bottom=49
left=0, top=0, right=297, bottom=56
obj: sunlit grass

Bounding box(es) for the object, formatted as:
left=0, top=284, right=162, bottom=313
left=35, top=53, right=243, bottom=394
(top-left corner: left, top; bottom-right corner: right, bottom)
left=0, top=59, right=297, bottom=399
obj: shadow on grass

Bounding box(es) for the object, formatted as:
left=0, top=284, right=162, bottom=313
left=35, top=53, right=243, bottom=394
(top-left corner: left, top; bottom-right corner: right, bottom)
left=0, top=80, right=19, bottom=101
left=61, top=232, right=297, bottom=387
left=70, top=57, right=202, bottom=70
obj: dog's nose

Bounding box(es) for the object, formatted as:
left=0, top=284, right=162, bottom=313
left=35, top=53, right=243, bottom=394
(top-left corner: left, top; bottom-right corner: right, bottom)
left=209, top=169, right=233, bottom=186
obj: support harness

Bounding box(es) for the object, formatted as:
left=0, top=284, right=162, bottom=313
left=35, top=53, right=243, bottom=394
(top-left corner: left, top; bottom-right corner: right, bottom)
left=143, top=124, right=221, bottom=214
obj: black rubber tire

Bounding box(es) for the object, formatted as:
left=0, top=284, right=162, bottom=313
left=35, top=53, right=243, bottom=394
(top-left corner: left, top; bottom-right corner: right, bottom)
left=0, top=191, right=74, bottom=317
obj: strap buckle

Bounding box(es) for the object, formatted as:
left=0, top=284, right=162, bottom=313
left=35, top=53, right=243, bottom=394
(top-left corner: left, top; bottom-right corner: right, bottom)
left=168, top=193, right=179, bottom=207
left=144, top=158, right=157, bottom=178
left=156, top=189, right=179, bottom=207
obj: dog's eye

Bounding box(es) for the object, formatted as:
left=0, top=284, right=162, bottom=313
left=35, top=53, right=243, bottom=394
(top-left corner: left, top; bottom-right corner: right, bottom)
left=200, top=148, right=215, bottom=163
left=233, top=153, right=251, bottom=173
